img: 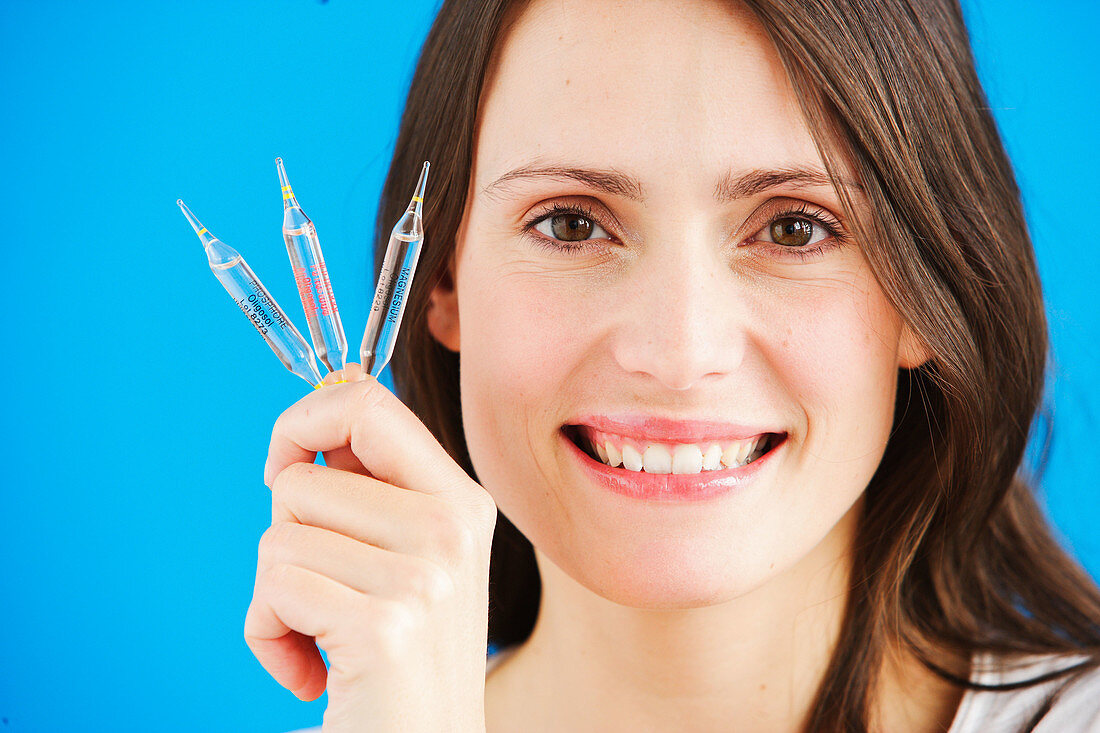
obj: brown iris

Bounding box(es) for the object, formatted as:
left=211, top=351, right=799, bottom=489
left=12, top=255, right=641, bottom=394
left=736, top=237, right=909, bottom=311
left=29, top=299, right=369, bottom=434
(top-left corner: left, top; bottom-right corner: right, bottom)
left=770, top=217, right=814, bottom=247
left=550, top=214, right=593, bottom=241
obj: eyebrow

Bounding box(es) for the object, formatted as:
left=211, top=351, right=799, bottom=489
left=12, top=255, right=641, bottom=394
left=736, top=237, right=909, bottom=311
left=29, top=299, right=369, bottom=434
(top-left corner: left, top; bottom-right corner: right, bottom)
left=481, top=162, right=864, bottom=202
left=483, top=163, right=644, bottom=201
left=715, top=166, right=864, bottom=201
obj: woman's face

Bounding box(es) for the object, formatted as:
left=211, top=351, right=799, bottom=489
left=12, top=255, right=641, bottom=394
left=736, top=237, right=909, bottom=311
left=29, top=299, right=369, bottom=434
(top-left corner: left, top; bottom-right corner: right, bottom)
left=430, top=0, right=924, bottom=606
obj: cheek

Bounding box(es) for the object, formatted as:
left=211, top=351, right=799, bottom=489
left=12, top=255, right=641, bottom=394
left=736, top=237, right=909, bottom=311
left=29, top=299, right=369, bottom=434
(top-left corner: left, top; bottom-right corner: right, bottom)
left=461, top=267, right=586, bottom=415
left=454, top=261, right=584, bottom=508
left=760, top=271, right=902, bottom=476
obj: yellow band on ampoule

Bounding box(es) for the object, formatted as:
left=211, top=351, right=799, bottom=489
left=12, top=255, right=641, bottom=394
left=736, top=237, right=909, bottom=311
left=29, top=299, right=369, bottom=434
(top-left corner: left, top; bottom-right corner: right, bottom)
left=412, top=196, right=423, bottom=203
left=197, top=228, right=207, bottom=236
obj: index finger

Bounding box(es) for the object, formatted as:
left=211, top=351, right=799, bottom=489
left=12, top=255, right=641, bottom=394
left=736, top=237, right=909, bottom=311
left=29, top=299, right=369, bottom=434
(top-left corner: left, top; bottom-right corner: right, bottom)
left=263, top=374, right=474, bottom=502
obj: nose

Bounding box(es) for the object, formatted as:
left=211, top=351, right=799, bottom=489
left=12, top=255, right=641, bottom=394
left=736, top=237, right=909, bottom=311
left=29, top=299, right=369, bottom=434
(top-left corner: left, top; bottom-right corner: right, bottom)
left=610, top=239, right=746, bottom=391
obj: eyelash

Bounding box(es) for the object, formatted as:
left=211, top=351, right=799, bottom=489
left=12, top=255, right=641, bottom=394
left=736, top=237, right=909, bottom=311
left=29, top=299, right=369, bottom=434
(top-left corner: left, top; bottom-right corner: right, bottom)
left=521, top=202, right=605, bottom=256
left=521, top=201, right=848, bottom=262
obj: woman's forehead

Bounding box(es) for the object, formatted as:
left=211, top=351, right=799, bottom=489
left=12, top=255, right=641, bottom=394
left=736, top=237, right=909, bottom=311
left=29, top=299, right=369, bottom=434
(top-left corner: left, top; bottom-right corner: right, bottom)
left=475, top=0, right=829, bottom=198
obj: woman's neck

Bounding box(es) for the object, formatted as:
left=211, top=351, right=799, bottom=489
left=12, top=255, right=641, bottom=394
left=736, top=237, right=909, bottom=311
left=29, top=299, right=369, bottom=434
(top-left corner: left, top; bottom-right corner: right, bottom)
left=485, top=500, right=966, bottom=732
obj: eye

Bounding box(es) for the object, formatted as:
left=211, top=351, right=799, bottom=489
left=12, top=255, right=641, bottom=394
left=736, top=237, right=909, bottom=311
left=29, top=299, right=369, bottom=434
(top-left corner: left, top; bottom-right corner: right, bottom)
left=755, top=214, right=831, bottom=248
left=533, top=211, right=612, bottom=242
left=743, top=201, right=848, bottom=263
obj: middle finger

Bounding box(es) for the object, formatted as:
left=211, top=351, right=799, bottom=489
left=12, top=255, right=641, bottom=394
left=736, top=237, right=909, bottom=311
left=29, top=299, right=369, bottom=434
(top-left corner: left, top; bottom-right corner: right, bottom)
left=255, top=520, right=452, bottom=604
left=270, top=462, right=455, bottom=560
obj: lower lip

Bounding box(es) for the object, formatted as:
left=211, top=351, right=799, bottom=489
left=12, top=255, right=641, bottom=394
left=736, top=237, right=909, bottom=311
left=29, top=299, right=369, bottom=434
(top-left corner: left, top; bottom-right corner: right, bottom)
left=562, top=429, right=785, bottom=503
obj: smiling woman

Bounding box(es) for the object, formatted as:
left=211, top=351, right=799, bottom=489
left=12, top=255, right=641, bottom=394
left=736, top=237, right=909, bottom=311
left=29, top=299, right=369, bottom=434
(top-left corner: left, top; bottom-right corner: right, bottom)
left=295, top=0, right=1100, bottom=730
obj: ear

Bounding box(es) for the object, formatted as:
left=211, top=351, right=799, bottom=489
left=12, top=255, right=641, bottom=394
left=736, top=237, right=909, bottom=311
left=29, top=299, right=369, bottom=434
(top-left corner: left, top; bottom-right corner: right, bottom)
left=898, top=323, right=931, bottom=370
left=426, top=259, right=460, bottom=353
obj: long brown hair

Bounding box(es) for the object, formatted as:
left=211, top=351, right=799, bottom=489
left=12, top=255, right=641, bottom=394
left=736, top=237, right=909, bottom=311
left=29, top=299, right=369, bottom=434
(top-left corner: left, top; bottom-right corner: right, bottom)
left=373, top=0, right=1100, bottom=729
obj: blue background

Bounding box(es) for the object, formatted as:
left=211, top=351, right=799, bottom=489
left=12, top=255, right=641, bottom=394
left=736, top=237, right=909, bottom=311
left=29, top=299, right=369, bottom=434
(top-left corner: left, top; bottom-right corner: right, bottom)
left=1, top=1, right=1097, bottom=731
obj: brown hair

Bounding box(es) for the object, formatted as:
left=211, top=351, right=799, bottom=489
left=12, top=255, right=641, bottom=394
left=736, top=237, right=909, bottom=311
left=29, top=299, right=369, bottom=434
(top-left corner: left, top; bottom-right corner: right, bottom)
left=373, top=0, right=1100, bottom=729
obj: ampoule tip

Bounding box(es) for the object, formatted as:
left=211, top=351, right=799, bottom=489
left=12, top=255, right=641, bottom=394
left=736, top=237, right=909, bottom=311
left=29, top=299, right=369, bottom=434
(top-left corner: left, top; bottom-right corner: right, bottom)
left=177, top=199, right=204, bottom=234
left=410, top=161, right=430, bottom=214
left=276, top=157, right=295, bottom=206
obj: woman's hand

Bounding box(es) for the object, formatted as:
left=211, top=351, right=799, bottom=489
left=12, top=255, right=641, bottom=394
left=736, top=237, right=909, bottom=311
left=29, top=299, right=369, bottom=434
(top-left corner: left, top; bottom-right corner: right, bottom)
left=244, top=365, right=498, bottom=733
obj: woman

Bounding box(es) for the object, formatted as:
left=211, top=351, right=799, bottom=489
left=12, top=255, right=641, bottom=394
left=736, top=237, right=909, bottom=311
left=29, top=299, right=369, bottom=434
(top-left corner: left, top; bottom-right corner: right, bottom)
left=248, top=0, right=1100, bottom=730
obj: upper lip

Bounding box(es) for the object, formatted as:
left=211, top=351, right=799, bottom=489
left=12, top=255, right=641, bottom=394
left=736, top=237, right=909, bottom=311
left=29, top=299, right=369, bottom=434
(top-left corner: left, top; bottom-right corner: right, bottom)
left=568, top=414, right=783, bottom=444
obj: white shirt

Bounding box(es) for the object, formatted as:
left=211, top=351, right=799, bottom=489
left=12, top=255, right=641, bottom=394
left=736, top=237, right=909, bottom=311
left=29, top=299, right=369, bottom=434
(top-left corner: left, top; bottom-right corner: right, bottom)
left=947, top=651, right=1100, bottom=732
left=286, top=647, right=1100, bottom=732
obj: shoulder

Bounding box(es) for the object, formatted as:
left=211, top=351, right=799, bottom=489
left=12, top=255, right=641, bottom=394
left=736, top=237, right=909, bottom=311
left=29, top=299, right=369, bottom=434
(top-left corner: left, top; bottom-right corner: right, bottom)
left=949, top=651, right=1100, bottom=733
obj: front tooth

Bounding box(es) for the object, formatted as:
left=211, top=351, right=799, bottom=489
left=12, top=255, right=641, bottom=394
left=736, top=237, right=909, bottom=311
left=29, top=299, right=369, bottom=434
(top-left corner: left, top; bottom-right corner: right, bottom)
left=702, top=444, right=723, bottom=470
left=621, top=444, right=644, bottom=471
left=605, top=441, right=622, bottom=467
left=642, top=444, right=672, bottom=474
left=595, top=441, right=609, bottom=463
left=672, top=444, right=704, bottom=474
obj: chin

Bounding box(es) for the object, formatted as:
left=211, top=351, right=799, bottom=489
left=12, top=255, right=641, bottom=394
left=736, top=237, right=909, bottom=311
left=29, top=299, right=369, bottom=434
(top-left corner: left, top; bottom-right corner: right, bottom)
left=547, top=534, right=782, bottom=610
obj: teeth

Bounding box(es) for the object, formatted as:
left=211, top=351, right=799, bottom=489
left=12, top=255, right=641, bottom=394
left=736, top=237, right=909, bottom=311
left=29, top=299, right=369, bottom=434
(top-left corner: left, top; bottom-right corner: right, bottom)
left=702, top=444, right=723, bottom=471
left=720, top=442, right=742, bottom=468
left=605, top=441, right=622, bottom=467
left=642, top=444, right=672, bottom=474
left=579, top=429, right=776, bottom=474
left=672, top=444, right=703, bottom=474
left=722, top=436, right=758, bottom=468
left=621, top=444, right=644, bottom=472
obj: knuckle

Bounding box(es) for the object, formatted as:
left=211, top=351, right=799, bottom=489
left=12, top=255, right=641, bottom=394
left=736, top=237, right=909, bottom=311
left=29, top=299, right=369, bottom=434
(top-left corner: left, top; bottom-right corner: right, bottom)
left=346, top=382, right=391, bottom=456
left=271, top=408, right=291, bottom=439
left=270, top=401, right=305, bottom=446
left=361, top=599, right=416, bottom=660
left=401, top=559, right=454, bottom=606
left=258, top=521, right=297, bottom=558
left=270, top=461, right=314, bottom=502
left=348, top=378, right=390, bottom=415
left=263, top=561, right=296, bottom=589
left=429, top=509, right=479, bottom=559
left=469, top=492, right=499, bottom=531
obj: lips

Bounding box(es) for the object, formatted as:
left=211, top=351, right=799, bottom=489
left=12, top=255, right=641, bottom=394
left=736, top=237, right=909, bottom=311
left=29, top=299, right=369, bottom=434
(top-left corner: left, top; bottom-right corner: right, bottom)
left=561, top=423, right=786, bottom=502
left=569, top=413, right=778, bottom=444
